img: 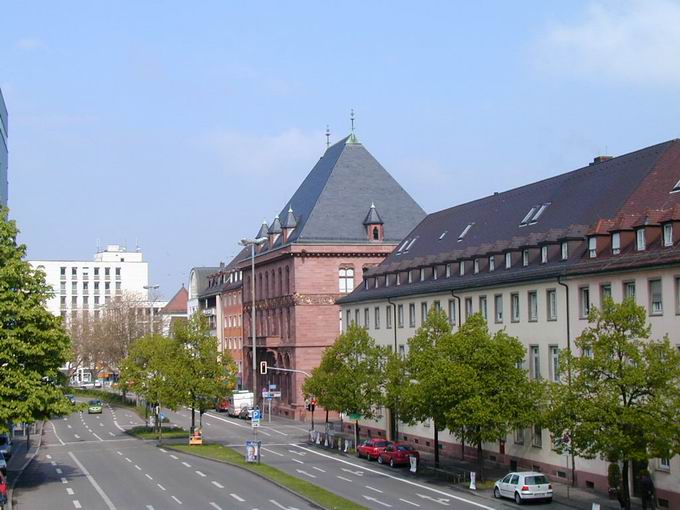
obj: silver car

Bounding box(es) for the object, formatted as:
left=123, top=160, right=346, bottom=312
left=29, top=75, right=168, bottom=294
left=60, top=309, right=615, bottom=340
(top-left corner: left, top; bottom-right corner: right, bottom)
left=0, top=451, right=6, bottom=475
left=0, top=435, right=11, bottom=460
left=494, top=471, right=553, bottom=504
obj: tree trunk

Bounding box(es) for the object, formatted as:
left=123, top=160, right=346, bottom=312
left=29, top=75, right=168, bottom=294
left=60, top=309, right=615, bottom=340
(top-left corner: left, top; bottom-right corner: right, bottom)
left=191, top=404, right=195, bottom=433
left=199, top=409, right=203, bottom=429
left=355, top=420, right=359, bottom=451
left=325, top=409, right=329, bottom=423
left=433, top=420, right=440, bottom=468
left=621, top=460, right=631, bottom=510
left=477, top=440, right=484, bottom=482
left=461, top=433, right=465, bottom=461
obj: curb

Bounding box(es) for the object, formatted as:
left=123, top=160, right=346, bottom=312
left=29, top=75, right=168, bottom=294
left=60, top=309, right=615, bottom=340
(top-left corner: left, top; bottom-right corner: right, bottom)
left=163, top=444, right=329, bottom=510
left=7, top=421, right=45, bottom=510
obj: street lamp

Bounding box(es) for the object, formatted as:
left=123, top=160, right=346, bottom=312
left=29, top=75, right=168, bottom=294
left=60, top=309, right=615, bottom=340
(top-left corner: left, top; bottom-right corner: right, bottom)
left=239, top=237, right=267, bottom=406
left=143, top=284, right=160, bottom=334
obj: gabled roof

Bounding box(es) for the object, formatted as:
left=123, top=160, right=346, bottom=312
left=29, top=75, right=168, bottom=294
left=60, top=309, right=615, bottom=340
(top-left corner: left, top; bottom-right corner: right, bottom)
left=268, top=215, right=282, bottom=234
left=161, top=286, right=188, bottom=315
left=256, top=221, right=269, bottom=239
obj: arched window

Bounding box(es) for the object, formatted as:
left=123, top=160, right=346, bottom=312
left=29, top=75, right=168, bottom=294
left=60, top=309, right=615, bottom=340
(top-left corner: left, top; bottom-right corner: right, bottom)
left=278, top=268, right=282, bottom=295
left=264, top=273, right=269, bottom=298
left=285, top=266, right=290, bottom=294
left=373, top=227, right=380, bottom=240
left=339, top=267, right=355, bottom=293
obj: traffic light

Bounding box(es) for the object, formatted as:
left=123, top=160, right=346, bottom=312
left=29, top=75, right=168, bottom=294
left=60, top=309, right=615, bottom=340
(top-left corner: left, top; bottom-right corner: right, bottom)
left=259, top=361, right=267, bottom=375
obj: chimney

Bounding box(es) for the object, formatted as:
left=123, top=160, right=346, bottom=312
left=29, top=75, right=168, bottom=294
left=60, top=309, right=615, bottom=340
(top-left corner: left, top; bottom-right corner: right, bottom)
left=590, top=155, right=613, bottom=165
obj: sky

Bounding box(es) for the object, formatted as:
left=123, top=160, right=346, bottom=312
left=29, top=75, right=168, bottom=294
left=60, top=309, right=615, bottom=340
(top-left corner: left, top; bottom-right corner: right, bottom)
left=3, top=0, right=680, bottom=298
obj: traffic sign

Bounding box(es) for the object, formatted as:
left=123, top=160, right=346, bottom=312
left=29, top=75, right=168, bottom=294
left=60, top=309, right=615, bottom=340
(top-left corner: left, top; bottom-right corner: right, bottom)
left=271, top=391, right=282, bottom=398
left=252, top=419, right=260, bottom=428
left=269, top=384, right=277, bottom=390
left=252, top=409, right=261, bottom=420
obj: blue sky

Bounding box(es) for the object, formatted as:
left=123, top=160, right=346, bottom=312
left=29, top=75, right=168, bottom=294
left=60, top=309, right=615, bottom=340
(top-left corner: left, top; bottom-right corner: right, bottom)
left=3, top=1, right=680, bottom=298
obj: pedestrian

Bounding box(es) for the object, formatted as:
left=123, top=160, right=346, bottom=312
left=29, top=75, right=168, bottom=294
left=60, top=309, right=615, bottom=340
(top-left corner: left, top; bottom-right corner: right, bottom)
left=640, top=470, right=656, bottom=510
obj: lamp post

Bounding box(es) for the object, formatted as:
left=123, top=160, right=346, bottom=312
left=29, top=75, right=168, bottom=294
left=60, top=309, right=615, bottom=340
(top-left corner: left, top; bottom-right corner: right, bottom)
left=239, top=238, right=267, bottom=407
left=143, top=284, right=160, bottom=334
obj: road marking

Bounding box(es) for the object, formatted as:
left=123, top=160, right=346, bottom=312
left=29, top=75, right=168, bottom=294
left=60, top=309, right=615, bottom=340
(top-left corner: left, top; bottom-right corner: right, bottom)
left=312, top=466, right=326, bottom=473
left=73, top=500, right=82, bottom=509
left=74, top=434, right=80, bottom=439
left=342, top=467, right=364, bottom=476
left=209, top=503, right=223, bottom=510
left=146, top=506, right=154, bottom=510
left=100, top=423, right=104, bottom=427
left=417, top=493, right=450, bottom=506
left=66, top=488, right=74, bottom=495
left=337, top=475, right=353, bottom=482
left=295, top=469, right=316, bottom=478
left=362, top=495, right=391, bottom=507
left=287, top=449, right=305, bottom=456
left=261, top=447, right=284, bottom=457
left=229, top=493, right=244, bottom=502
left=145, top=473, right=153, bottom=480
left=116, top=451, right=123, bottom=455
left=270, top=501, right=296, bottom=510
left=400, top=498, right=421, bottom=507
left=157, top=483, right=166, bottom=491
left=203, top=411, right=251, bottom=429
left=171, top=495, right=182, bottom=504
left=64, top=417, right=68, bottom=421
left=51, top=422, right=65, bottom=445
left=93, top=433, right=104, bottom=441
left=68, top=452, right=118, bottom=510
left=67, top=425, right=72, bottom=429
left=125, top=457, right=132, bottom=462
left=195, top=470, right=207, bottom=477
left=109, top=432, right=115, bottom=436
left=56, top=468, right=63, bottom=474
left=135, top=464, right=142, bottom=470
left=290, top=444, right=494, bottom=510
left=366, top=485, right=383, bottom=493
left=291, top=458, right=304, bottom=464
left=61, top=477, right=68, bottom=484
left=113, top=420, right=125, bottom=431
left=211, top=481, right=224, bottom=488
left=170, top=454, right=178, bottom=460
left=51, top=461, right=57, bottom=466
left=159, top=448, right=167, bottom=453
left=182, top=461, right=191, bottom=467
left=264, top=427, right=289, bottom=436
left=46, top=454, right=52, bottom=459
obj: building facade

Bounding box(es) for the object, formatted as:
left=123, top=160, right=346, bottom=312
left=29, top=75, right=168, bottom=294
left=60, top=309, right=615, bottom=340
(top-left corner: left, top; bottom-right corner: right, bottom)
left=160, top=285, right=188, bottom=336
left=338, top=140, right=680, bottom=508
left=0, top=88, right=8, bottom=207
left=238, top=134, right=426, bottom=419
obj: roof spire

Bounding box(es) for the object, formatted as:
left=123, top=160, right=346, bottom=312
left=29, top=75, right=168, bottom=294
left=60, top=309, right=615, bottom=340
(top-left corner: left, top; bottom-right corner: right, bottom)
left=326, top=125, right=331, bottom=148
left=347, top=109, right=359, bottom=144
left=350, top=109, right=355, bottom=133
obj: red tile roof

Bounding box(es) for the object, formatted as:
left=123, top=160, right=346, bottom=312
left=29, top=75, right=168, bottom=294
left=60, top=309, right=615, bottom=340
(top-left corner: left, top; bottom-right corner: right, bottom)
left=161, top=286, right=188, bottom=315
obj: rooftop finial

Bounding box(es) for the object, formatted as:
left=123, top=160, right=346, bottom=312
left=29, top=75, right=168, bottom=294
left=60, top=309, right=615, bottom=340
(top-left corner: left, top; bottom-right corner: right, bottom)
left=350, top=109, right=355, bottom=133
left=288, top=205, right=293, bottom=213
left=325, top=125, right=331, bottom=148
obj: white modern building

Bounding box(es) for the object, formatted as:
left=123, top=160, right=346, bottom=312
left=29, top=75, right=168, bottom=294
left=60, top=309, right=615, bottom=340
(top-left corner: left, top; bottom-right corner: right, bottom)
left=30, top=244, right=150, bottom=321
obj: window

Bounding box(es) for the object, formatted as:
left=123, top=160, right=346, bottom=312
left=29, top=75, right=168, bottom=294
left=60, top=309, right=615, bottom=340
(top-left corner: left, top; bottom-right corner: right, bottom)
left=511, top=293, right=520, bottom=322
left=520, top=206, right=537, bottom=226
left=397, top=305, right=404, bottom=328
left=458, top=223, right=473, bottom=241
left=541, top=246, right=548, bottom=264
left=386, top=306, right=393, bottom=329
left=530, top=346, right=541, bottom=379
left=115, top=281, right=121, bottom=293
left=94, top=267, right=99, bottom=278
left=530, top=203, right=550, bottom=224
left=60, top=296, right=66, bottom=308
left=105, top=267, right=110, bottom=279
left=408, top=271, right=413, bottom=284
left=94, top=282, right=100, bottom=294
left=72, top=281, right=77, bottom=293
left=505, top=252, right=512, bottom=269
left=673, top=179, right=680, bottom=193
left=339, top=268, right=355, bottom=293
left=676, top=277, right=680, bottom=315
left=374, top=307, right=381, bottom=329
left=479, top=296, right=487, bottom=320
left=636, top=228, right=646, bottom=251
left=438, top=231, right=447, bottom=240
left=345, top=310, right=351, bottom=329
left=624, top=281, right=636, bottom=300
left=420, top=268, right=425, bottom=282
left=60, top=266, right=66, bottom=278
left=433, top=300, right=441, bottom=311
left=659, top=457, right=671, bottom=470
left=489, top=256, right=495, bottom=272
left=549, top=346, right=560, bottom=382
left=362, top=308, right=368, bottom=328
left=465, top=298, right=473, bottom=319
left=83, top=296, right=89, bottom=307
left=494, top=294, right=503, bottom=323
left=547, top=289, right=557, bottom=321
left=71, top=296, right=77, bottom=306
left=409, top=303, right=416, bottom=327
left=528, top=291, right=538, bottom=321
left=612, top=232, right=621, bottom=255
left=396, top=273, right=401, bottom=286
left=445, top=264, right=451, bottom=278
left=385, top=274, right=390, bottom=287
left=514, top=428, right=525, bottom=445
left=72, top=267, right=77, bottom=277
left=94, top=296, right=99, bottom=306
left=448, top=299, right=457, bottom=325
left=474, top=259, right=480, bottom=274
left=663, top=223, right=673, bottom=247
left=398, top=345, right=406, bottom=359
left=561, top=241, right=568, bottom=260
left=459, top=261, right=465, bottom=276
left=600, top=283, right=612, bottom=306
left=421, top=302, right=428, bottom=324
left=355, top=309, right=360, bottom=325
left=82, top=267, right=89, bottom=280
left=522, top=249, right=529, bottom=266
left=433, top=267, right=438, bottom=280
left=650, top=279, right=663, bottom=315
left=532, top=425, right=543, bottom=448
left=60, top=281, right=66, bottom=294
left=579, top=287, right=590, bottom=318
left=588, top=237, right=597, bottom=258
left=83, top=282, right=89, bottom=294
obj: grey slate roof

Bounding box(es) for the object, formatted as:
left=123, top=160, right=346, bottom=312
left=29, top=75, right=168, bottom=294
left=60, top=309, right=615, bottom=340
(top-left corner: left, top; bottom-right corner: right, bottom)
left=363, top=203, right=384, bottom=225
left=256, top=221, right=269, bottom=239
left=268, top=215, right=282, bottom=234
left=281, top=206, right=297, bottom=229
left=190, top=267, right=220, bottom=298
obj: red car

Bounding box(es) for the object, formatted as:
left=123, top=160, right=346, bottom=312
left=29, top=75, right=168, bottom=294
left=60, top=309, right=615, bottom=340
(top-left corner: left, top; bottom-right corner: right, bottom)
left=357, top=439, right=392, bottom=460
left=377, top=442, right=420, bottom=467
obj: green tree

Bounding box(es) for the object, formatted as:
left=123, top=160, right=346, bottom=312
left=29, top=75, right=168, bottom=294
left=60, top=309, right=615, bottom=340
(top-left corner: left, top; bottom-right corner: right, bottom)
left=548, top=298, right=680, bottom=510
left=442, top=313, right=544, bottom=481
left=173, top=312, right=237, bottom=431
left=303, top=324, right=387, bottom=445
left=0, top=207, right=71, bottom=428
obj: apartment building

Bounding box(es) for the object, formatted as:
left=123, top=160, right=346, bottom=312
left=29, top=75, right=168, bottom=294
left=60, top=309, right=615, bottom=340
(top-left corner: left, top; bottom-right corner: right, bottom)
left=338, top=139, right=680, bottom=508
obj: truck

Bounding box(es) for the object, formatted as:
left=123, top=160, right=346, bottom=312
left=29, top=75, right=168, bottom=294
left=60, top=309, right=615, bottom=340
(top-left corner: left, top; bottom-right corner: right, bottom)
left=216, top=390, right=254, bottom=417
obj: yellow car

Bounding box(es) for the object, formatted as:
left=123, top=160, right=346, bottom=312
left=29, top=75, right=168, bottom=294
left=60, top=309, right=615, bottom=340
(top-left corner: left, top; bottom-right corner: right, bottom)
left=87, top=399, right=102, bottom=414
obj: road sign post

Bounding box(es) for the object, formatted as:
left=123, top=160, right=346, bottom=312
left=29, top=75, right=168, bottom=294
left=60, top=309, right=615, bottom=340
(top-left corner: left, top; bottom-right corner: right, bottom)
left=252, top=408, right=261, bottom=429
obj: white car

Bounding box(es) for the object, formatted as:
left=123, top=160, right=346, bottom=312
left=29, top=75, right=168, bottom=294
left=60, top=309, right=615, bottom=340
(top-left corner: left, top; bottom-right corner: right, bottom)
left=494, top=471, right=553, bottom=504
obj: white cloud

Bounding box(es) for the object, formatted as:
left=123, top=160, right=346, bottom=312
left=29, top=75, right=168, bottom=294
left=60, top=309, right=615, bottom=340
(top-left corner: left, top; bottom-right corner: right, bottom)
left=535, top=0, right=680, bottom=85
left=15, top=37, right=46, bottom=50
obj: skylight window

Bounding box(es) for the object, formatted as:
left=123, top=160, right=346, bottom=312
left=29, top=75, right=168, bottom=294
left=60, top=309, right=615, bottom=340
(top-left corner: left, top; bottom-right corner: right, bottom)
left=519, top=207, right=537, bottom=226
left=458, top=223, right=474, bottom=242
left=396, top=239, right=410, bottom=254
left=439, top=231, right=448, bottom=240
left=530, top=203, right=551, bottom=224
left=520, top=203, right=551, bottom=226
left=672, top=179, right=680, bottom=193
left=404, top=237, right=418, bottom=251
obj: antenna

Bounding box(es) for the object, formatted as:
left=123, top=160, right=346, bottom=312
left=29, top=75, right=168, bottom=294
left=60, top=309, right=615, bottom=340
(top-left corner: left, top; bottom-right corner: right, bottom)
left=350, top=109, right=355, bottom=133
left=325, top=125, right=331, bottom=148
left=96, top=238, right=100, bottom=252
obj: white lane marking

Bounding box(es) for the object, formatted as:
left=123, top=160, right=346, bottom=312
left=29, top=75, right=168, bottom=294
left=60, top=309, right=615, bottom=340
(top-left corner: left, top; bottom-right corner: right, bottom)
left=170, top=454, right=178, bottom=460
left=337, top=475, right=353, bottom=482
left=181, top=461, right=191, bottom=468
left=135, top=465, right=142, bottom=471
left=67, top=424, right=72, bottom=429
left=51, top=461, right=57, bottom=466
left=171, top=495, right=182, bottom=504
left=73, top=500, right=82, bottom=509
left=257, top=429, right=272, bottom=437
left=113, top=420, right=125, bottom=431
left=270, top=501, right=296, bottom=510
left=116, top=451, right=123, bottom=455
left=68, top=452, right=118, bottom=510
left=287, top=449, right=305, bottom=456
left=366, top=485, right=383, bottom=493
left=342, top=467, right=364, bottom=476
left=262, top=447, right=284, bottom=457
left=295, top=469, right=316, bottom=478
left=159, top=448, right=167, bottom=453
left=312, top=466, right=326, bottom=473
left=363, top=495, right=392, bottom=507
left=211, top=481, right=224, bottom=488
left=229, top=493, right=244, bottom=502
left=400, top=498, right=421, bottom=507
left=209, top=503, right=223, bottom=510
left=109, top=432, right=115, bottom=436
left=92, top=433, right=104, bottom=442
left=145, top=473, right=153, bottom=480
left=51, top=422, right=65, bottom=445
left=56, top=468, right=63, bottom=474
left=74, top=434, right=80, bottom=439
left=146, top=506, right=154, bottom=510
left=417, top=493, right=450, bottom=505
left=129, top=421, right=134, bottom=424
left=100, top=423, right=104, bottom=427
left=195, top=470, right=206, bottom=477
left=290, top=444, right=494, bottom=510
left=125, top=457, right=132, bottom=463
left=263, top=427, right=288, bottom=436
left=64, top=417, right=68, bottom=421
left=202, top=410, right=250, bottom=430
left=157, top=483, right=166, bottom=491
left=61, top=477, right=68, bottom=484
left=46, top=454, right=52, bottom=459
left=206, top=422, right=212, bottom=427
left=66, top=488, right=74, bottom=495
left=291, top=458, right=304, bottom=464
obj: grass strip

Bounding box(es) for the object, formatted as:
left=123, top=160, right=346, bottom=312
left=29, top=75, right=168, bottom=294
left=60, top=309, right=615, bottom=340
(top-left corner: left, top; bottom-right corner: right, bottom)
left=127, top=425, right=189, bottom=440
left=171, top=443, right=369, bottom=510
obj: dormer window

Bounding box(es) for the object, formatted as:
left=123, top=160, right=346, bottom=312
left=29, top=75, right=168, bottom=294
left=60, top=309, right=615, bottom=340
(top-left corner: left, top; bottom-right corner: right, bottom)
left=385, top=275, right=390, bottom=287
left=522, top=249, right=529, bottom=267
left=439, top=231, right=448, bottom=240
left=505, top=252, right=512, bottom=269
left=561, top=242, right=569, bottom=260
left=408, top=271, right=413, bottom=284
left=474, top=259, right=480, bottom=274
left=446, top=264, right=451, bottom=278
left=459, top=262, right=465, bottom=276
left=420, top=268, right=425, bottom=282
left=372, top=227, right=380, bottom=241
left=458, top=223, right=473, bottom=242
left=375, top=278, right=379, bottom=289
left=433, top=267, right=438, bottom=280
left=663, top=223, right=673, bottom=247
left=672, top=179, right=680, bottom=193
left=636, top=228, right=646, bottom=251
left=612, top=233, right=621, bottom=255
left=489, top=256, right=495, bottom=272
left=396, top=274, right=401, bottom=286
left=588, top=237, right=597, bottom=258
left=541, top=246, right=548, bottom=264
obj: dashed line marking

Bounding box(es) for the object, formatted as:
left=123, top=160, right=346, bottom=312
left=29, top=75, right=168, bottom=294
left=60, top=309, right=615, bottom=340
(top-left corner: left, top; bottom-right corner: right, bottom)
left=291, top=458, right=304, bottom=464
left=92, top=433, right=104, bottom=441
left=61, top=477, right=68, bottom=484
left=109, top=432, right=115, bottom=436
left=181, top=461, right=191, bottom=468
left=157, top=483, right=166, bottom=491
left=66, top=488, right=74, bottom=495
left=116, top=451, right=123, bottom=455
left=125, top=457, right=132, bottom=463
left=73, top=500, right=82, bottom=509
left=46, top=454, right=52, bottom=459
left=366, top=485, right=383, bottom=493
left=135, top=465, right=142, bottom=470
left=170, top=454, right=178, bottom=460
left=51, top=422, right=65, bottom=445
left=74, top=434, right=80, bottom=439
left=337, top=475, right=353, bottom=482
left=159, top=448, right=167, bottom=453
left=145, top=473, right=153, bottom=480
left=209, top=503, right=223, bottom=510
left=261, top=447, right=284, bottom=457
left=51, top=461, right=57, bottom=466
left=67, top=425, right=72, bottom=429
left=229, top=493, right=244, bottom=502
left=312, top=466, right=326, bottom=473
left=56, top=468, right=63, bottom=474
left=171, top=495, right=182, bottom=504
left=195, top=470, right=206, bottom=477
left=211, top=481, right=224, bottom=488
left=400, top=498, right=421, bottom=507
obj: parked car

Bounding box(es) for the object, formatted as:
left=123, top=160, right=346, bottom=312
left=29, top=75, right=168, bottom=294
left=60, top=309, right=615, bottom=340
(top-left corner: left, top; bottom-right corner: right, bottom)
left=357, top=439, right=392, bottom=460
left=65, top=394, right=76, bottom=405
left=377, top=442, right=419, bottom=467
left=0, top=452, right=6, bottom=476
left=0, top=436, right=10, bottom=460
left=239, top=406, right=259, bottom=420
left=494, top=471, right=553, bottom=504
left=87, top=399, right=103, bottom=414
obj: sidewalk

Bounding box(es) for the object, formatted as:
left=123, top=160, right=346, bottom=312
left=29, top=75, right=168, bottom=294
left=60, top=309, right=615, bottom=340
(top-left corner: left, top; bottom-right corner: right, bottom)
left=6, top=422, right=43, bottom=510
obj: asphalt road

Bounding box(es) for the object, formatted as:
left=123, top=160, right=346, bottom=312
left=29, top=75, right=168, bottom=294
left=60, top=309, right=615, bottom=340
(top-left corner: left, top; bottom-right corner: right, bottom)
left=161, top=406, right=569, bottom=510
left=15, top=402, right=315, bottom=510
